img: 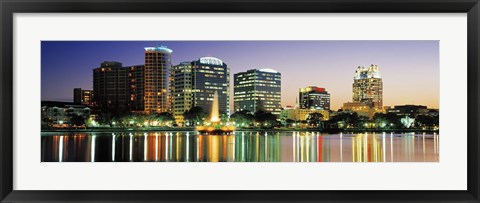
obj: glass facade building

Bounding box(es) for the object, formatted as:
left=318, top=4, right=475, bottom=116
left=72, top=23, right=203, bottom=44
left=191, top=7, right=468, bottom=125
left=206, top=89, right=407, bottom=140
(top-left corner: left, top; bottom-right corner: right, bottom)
left=172, top=57, right=230, bottom=123
left=352, top=64, right=383, bottom=108
left=299, top=86, right=330, bottom=110
left=172, top=62, right=194, bottom=123
left=234, top=69, right=281, bottom=116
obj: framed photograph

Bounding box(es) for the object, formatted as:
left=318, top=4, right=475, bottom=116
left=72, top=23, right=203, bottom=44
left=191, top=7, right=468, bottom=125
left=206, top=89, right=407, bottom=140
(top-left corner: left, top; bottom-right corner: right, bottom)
left=1, top=0, right=479, bottom=202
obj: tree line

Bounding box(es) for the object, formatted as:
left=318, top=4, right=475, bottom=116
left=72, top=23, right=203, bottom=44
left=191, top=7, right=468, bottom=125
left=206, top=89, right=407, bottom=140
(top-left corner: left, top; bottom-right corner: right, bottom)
left=43, top=106, right=439, bottom=130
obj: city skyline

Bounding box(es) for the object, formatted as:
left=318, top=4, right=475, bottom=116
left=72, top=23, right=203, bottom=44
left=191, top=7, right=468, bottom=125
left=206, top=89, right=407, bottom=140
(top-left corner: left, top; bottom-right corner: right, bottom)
left=41, top=41, right=439, bottom=110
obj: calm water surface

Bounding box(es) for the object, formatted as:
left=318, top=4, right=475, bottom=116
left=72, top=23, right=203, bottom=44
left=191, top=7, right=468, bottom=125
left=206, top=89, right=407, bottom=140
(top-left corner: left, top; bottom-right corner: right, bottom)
left=41, top=131, right=439, bottom=162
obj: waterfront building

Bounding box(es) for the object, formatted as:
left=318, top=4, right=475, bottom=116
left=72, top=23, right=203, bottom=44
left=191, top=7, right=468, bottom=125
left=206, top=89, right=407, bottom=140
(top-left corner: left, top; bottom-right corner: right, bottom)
left=73, top=88, right=94, bottom=106
left=234, top=69, right=282, bottom=117
left=144, top=45, right=173, bottom=113
left=280, top=108, right=329, bottom=122
left=425, top=109, right=439, bottom=117
left=41, top=101, right=90, bottom=128
left=126, top=65, right=145, bottom=112
left=93, top=62, right=147, bottom=112
left=387, top=105, right=438, bottom=117
left=299, top=86, right=330, bottom=110
left=342, top=102, right=386, bottom=118
left=172, top=61, right=194, bottom=123
left=352, top=64, right=383, bottom=108
left=172, top=57, right=230, bottom=124
left=93, top=61, right=129, bottom=111
left=342, top=64, right=384, bottom=118
left=191, top=57, right=230, bottom=117
left=92, top=44, right=173, bottom=113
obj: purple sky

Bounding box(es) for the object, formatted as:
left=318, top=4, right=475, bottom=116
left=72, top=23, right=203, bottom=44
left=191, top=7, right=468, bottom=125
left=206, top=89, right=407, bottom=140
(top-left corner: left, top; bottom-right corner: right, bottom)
left=41, top=41, right=439, bottom=110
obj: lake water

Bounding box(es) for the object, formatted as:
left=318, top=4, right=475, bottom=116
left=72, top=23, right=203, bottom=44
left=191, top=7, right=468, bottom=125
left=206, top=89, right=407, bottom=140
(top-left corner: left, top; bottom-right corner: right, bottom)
left=41, top=131, right=439, bottom=162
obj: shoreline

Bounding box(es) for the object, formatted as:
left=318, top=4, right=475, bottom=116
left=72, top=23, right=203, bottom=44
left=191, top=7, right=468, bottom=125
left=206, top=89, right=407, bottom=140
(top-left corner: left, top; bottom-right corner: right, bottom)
left=41, top=128, right=439, bottom=134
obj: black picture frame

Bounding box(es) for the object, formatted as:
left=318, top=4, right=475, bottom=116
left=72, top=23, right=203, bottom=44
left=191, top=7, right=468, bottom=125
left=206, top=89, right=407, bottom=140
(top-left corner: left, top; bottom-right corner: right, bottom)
left=1, top=0, right=479, bottom=202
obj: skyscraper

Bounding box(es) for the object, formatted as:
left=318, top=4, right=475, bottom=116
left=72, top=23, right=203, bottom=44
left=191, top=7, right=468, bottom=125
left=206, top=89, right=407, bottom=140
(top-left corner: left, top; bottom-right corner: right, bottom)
left=144, top=45, right=173, bottom=113
left=93, top=61, right=128, bottom=111
left=234, top=69, right=281, bottom=116
left=352, top=64, right=383, bottom=108
left=172, top=61, right=194, bottom=122
left=299, top=86, right=330, bottom=110
left=172, top=57, right=230, bottom=123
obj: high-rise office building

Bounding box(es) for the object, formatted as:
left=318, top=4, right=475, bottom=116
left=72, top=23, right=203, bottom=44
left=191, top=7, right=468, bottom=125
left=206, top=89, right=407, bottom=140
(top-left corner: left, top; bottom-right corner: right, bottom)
left=144, top=45, right=173, bottom=113
left=192, top=57, right=230, bottom=116
left=352, top=64, right=383, bottom=108
left=299, top=86, right=330, bottom=110
left=93, top=61, right=128, bottom=111
left=73, top=88, right=94, bottom=106
left=172, top=57, right=230, bottom=123
left=172, top=61, right=194, bottom=122
left=234, top=69, right=281, bottom=116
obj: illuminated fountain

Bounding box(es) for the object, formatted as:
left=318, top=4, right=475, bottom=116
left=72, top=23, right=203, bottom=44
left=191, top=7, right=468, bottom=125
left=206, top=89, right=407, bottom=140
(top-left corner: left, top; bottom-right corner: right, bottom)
left=196, top=91, right=235, bottom=134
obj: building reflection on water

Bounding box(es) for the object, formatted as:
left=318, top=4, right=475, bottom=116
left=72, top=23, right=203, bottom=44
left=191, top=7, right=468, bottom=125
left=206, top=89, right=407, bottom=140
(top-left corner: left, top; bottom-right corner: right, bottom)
left=41, top=132, right=439, bottom=162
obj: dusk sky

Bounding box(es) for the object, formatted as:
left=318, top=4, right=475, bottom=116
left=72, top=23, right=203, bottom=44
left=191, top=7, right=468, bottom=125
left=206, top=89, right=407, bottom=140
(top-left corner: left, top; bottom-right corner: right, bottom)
left=41, top=41, right=439, bottom=110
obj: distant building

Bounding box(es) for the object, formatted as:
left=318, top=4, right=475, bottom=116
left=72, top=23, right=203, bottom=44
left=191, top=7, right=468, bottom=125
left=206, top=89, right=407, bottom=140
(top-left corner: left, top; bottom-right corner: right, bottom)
left=234, top=69, right=281, bottom=117
left=144, top=45, right=173, bottom=113
left=41, top=101, right=90, bottom=127
left=73, top=88, right=81, bottom=103
left=342, top=102, right=386, bottom=118
left=299, top=86, right=330, bottom=110
left=73, top=88, right=94, bottom=106
left=280, top=108, right=329, bottom=121
left=387, top=105, right=437, bottom=117
left=342, top=64, right=384, bottom=118
left=172, top=57, right=230, bottom=123
left=353, top=64, right=383, bottom=108
left=425, top=109, right=439, bottom=117
left=93, top=61, right=129, bottom=111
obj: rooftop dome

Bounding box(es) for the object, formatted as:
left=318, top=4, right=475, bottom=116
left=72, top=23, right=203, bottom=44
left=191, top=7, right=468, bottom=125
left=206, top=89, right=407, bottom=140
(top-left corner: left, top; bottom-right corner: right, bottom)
left=259, top=68, right=279, bottom=73
left=144, top=45, right=173, bottom=54
left=199, top=57, right=223, bottom=65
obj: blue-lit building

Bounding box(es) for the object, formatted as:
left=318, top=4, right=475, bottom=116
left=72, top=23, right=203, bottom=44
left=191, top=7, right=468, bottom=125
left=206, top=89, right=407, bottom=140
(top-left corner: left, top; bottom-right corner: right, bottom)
left=172, top=57, right=230, bottom=123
